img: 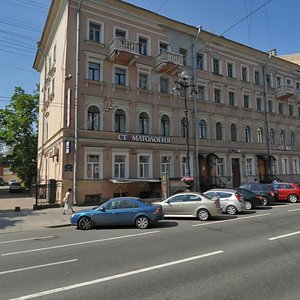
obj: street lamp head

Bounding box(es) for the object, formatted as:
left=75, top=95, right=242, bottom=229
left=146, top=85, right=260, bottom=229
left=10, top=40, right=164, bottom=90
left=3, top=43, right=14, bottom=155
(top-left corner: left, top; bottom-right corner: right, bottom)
left=180, top=71, right=189, bottom=81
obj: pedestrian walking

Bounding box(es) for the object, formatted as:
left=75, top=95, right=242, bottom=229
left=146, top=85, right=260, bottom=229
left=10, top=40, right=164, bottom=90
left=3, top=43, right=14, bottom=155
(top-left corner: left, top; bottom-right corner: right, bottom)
left=62, top=188, right=75, bottom=214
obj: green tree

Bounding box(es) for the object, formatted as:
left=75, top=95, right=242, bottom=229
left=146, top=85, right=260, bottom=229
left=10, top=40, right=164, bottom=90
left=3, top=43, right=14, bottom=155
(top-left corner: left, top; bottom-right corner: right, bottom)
left=0, top=87, right=38, bottom=188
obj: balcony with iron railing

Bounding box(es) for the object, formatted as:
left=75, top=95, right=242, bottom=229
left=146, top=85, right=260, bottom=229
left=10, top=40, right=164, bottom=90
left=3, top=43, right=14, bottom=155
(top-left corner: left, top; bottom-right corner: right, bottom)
left=109, top=37, right=139, bottom=64
left=155, top=50, right=183, bottom=73
left=276, top=84, right=295, bottom=99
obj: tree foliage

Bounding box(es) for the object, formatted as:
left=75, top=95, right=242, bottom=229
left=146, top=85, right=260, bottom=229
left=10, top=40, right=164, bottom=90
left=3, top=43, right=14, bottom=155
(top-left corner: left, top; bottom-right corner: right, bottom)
left=0, top=87, right=39, bottom=188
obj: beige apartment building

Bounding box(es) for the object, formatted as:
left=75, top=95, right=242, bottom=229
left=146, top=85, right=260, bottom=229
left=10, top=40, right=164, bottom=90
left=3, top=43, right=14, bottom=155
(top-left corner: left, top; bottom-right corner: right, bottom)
left=33, top=0, right=300, bottom=204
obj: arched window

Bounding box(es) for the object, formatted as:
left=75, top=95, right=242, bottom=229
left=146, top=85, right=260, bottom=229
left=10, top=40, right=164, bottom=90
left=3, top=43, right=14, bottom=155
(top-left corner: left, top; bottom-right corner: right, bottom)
left=245, top=125, right=251, bottom=143
left=139, top=112, right=149, bottom=134
left=181, top=117, right=187, bottom=137
left=161, top=114, right=170, bottom=136
left=230, top=124, right=237, bottom=142
left=199, top=119, right=207, bottom=139
left=270, top=128, right=274, bottom=144
left=257, top=126, right=263, bottom=143
left=216, top=122, right=223, bottom=140
left=115, top=109, right=126, bottom=132
left=280, top=129, right=285, bottom=144
left=87, top=105, right=100, bottom=131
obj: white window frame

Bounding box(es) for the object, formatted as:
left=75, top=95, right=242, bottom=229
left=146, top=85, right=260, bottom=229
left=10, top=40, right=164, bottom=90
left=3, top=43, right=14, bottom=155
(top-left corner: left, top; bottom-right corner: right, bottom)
left=254, top=69, right=260, bottom=85
left=282, top=157, right=289, bottom=175
left=292, top=158, right=299, bottom=174
left=197, top=80, right=208, bottom=100
left=137, top=152, right=153, bottom=178
left=217, top=158, right=224, bottom=176
left=180, top=153, right=193, bottom=177
left=160, top=153, right=174, bottom=177
left=113, top=64, right=129, bottom=86
left=212, top=57, right=222, bottom=75
left=84, top=96, right=104, bottom=130
left=84, top=147, right=104, bottom=179
left=276, top=75, right=283, bottom=87
left=213, top=86, right=223, bottom=104
left=226, top=60, right=235, bottom=78
left=87, top=18, right=104, bottom=44
left=246, top=157, right=254, bottom=176
left=114, top=26, right=128, bottom=39
left=137, top=34, right=151, bottom=56
left=85, top=52, right=105, bottom=82
left=159, top=76, right=170, bottom=94
left=112, top=150, right=129, bottom=179
left=243, top=91, right=251, bottom=109
left=241, top=65, right=249, bottom=82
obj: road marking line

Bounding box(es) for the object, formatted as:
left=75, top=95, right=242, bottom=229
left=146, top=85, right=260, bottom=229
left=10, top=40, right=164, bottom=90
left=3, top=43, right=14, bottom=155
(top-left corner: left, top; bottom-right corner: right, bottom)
left=2, top=231, right=160, bottom=256
left=7, top=250, right=224, bottom=300
left=268, top=231, right=300, bottom=241
left=0, top=259, right=78, bottom=275
left=193, top=213, right=271, bottom=226
left=0, top=236, right=55, bottom=244
left=288, top=208, right=300, bottom=212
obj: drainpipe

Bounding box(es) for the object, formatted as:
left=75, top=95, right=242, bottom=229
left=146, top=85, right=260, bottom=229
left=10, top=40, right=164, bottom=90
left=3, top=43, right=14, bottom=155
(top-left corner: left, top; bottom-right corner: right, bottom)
left=73, top=0, right=82, bottom=203
left=192, top=26, right=202, bottom=191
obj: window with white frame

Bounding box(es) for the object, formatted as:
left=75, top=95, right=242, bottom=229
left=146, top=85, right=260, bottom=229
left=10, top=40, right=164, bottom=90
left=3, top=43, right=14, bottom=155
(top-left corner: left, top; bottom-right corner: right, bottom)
left=254, top=70, right=260, bottom=85
left=217, top=158, right=224, bottom=176
left=199, top=119, right=207, bottom=139
left=197, top=84, right=206, bottom=100
left=89, top=21, right=103, bottom=43
left=181, top=156, right=193, bottom=177
left=276, top=76, right=282, bottom=87
left=227, top=61, right=234, bottom=78
left=161, top=114, right=170, bottom=136
left=268, top=100, right=273, bottom=112
left=280, top=129, right=285, bottom=144
left=214, top=88, right=222, bottom=103
left=216, top=122, right=223, bottom=140
left=196, top=53, right=204, bottom=70
left=212, top=58, right=221, bottom=74
left=270, top=128, right=275, bottom=144
left=291, top=131, right=295, bottom=145
left=115, top=28, right=127, bottom=38
left=115, top=67, right=126, bottom=86
left=296, top=81, right=300, bottom=92
left=228, top=91, right=235, bottom=106
left=266, top=73, right=272, bottom=87
left=138, top=154, right=151, bottom=178
left=87, top=105, right=100, bottom=131
left=257, top=127, right=263, bottom=143
left=113, top=154, right=126, bottom=178
left=115, top=109, right=126, bottom=132
left=139, top=112, right=149, bottom=134
left=292, top=158, right=299, bottom=174
left=86, top=153, right=102, bottom=179
left=246, top=158, right=254, bottom=175
left=138, top=36, right=149, bottom=55
left=241, top=65, right=249, bottom=81
left=245, top=125, right=251, bottom=143
left=230, top=124, right=237, bottom=142
left=287, top=78, right=292, bottom=86
left=243, top=94, right=250, bottom=108
left=138, top=72, right=149, bottom=90
left=289, top=104, right=294, bottom=116
left=160, top=77, right=169, bottom=94
left=161, top=155, right=171, bottom=176
left=88, top=61, right=101, bottom=81
left=271, top=159, right=277, bottom=175
left=279, top=102, right=284, bottom=115
left=282, top=158, right=289, bottom=174
left=179, top=48, right=187, bottom=65
left=256, top=97, right=263, bottom=111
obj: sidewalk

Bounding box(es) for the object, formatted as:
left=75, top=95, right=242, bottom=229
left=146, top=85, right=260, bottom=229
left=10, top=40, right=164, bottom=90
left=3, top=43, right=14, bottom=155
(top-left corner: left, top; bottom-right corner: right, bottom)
left=0, top=193, right=74, bottom=234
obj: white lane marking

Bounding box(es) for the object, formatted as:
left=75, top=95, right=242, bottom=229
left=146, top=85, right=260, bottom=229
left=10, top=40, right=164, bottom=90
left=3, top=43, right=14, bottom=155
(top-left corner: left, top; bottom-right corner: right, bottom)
left=288, top=208, right=300, bottom=212
left=268, top=231, right=300, bottom=241
left=2, top=231, right=160, bottom=256
left=0, top=236, right=54, bottom=245
left=193, top=213, right=271, bottom=226
left=8, top=250, right=224, bottom=300
left=0, top=259, right=78, bottom=275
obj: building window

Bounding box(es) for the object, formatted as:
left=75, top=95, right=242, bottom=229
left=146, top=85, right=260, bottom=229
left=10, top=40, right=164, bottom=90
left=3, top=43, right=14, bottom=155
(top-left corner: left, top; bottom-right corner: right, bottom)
left=196, top=53, right=204, bottom=70
left=256, top=97, right=262, bottom=111
left=246, top=158, right=253, bottom=176
left=87, top=154, right=100, bottom=179
left=181, top=117, right=187, bottom=137
left=216, top=122, right=223, bottom=140
left=276, top=76, right=282, bottom=87
left=241, top=66, right=248, bottom=81
left=289, top=104, right=294, bottom=116
left=278, top=103, right=284, bottom=115
left=254, top=70, right=260, bottom=85
left=243, top=94, right=250, bottom=108
left=217, top=158, right=224, bottom=176
left=197, top=84, right=206, bottom=100
left=214, top=88, right=221, bottom=103
left=229, top=91, right=235, bottom=106
left=227, top=62, right=234, bottom=78
left=291, top=131, right=295, bottom=145
left=292, top=158, right=299, bottom=174
left=199, top=119, right=207, bottom=139
left=88, top=62, right=101, bottom=81
left=114, top=155, right=126, bottom=178
left=257, top=127, right=263, bottom=143
left=287, top=78, right=292, bottom=86
left=115, top=67, right=126, bottom=86
left=280, top=130, right=285, bottom=144
left=161, top=156, right=171, bottom=176
left=115, top=109, right=126, bottom=133
left=139, top=112, right=149, bottom=134
left=160, top=77, right=169, bottom=94
left=179, top=48, right=187, bottom=65
left=282, top=158, right=289, bottom=175
left=161, top=114, right=170, bottom=136
left=115, top=28, right=126, bottom=38
left=230, top=124, right=237, bottom=142
left=266, top=73, right=272, bottom=88
left=139, top=155, right=150, bottom=178
left=296, top=82, right=300, bottom=92
left=181, top=156, right=188, bottom=177
left=270, top=128, right=275, bottom=144
left=138, top=36, right=148, bottom=55
left=87, top=105, right=100, bottom=131
left=213, top=58, right=220, bottom=74
left=268, top=100, right=273, bottom=113
left=139, top=73, right=149, bottom=90
left=89, top=22, right=101, bottom=43
left=245, top=125, right=251, bottom=143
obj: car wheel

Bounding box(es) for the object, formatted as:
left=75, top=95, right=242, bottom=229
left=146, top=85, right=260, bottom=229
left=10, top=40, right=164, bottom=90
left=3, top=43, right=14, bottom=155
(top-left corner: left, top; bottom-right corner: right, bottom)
left=245, top=201, right=252, bottom=210
left=226, top=205, right=237, bottom=215
left=78, top=217, right=92, bottom=230
left=135, top=216, right=149, bottom=229
left=262, top=196, right=268, bottom=206
left=197, top=208, right=210, bottom=221
left=288, top=194, right=298, bottom=203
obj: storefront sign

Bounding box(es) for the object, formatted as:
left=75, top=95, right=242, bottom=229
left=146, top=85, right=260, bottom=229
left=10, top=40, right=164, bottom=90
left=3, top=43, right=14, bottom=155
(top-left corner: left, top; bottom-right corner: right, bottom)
left=118, top=134, right=171, bottom=144
left=64, top=164, right=73, bottom=172
left=278, top=146, right=292, bottom=151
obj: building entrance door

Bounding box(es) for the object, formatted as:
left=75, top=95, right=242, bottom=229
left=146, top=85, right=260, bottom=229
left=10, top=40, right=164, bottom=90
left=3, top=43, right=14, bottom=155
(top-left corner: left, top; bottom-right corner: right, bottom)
left=231, top=158, right=241, bottom=187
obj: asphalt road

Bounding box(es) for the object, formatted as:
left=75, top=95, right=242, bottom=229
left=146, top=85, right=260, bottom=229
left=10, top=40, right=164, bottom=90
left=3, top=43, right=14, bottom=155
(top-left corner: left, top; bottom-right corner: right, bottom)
left=1, top=203, right=300, bottom=299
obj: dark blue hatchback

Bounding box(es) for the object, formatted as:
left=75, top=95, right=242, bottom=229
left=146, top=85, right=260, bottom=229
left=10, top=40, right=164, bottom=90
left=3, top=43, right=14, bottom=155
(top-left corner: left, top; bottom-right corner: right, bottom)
left=70, top=197, right=164, bottom=230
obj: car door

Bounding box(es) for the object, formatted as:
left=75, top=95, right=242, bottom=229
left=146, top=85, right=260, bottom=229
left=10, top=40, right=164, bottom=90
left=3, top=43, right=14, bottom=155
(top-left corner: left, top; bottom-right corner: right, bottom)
left=184, top=194, right=202, bottom=216
left=117, top=199, right=138, bottom=225
left=93, top=199, right=121, bottom=225
left=163, top=194, right=186, bottom=215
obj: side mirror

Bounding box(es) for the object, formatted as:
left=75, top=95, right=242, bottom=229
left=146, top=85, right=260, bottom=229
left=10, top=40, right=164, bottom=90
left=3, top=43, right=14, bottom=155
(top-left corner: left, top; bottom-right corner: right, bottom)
left=99, top=207, right=106, bottom=211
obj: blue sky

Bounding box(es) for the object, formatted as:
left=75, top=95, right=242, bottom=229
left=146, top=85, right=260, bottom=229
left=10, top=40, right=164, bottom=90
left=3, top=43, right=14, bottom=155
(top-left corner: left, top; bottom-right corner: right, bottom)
left=0, top=0, right=299, bottom=109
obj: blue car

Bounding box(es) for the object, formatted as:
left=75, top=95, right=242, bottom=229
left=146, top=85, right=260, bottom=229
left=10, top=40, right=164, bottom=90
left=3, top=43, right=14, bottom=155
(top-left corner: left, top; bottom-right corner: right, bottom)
left=70, top=197, right=164, bottom=230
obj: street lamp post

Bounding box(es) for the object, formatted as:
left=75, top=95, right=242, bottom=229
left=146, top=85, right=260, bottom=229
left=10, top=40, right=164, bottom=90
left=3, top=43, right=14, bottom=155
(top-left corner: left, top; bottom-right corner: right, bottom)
left=174, top=71, right=196, bottom=178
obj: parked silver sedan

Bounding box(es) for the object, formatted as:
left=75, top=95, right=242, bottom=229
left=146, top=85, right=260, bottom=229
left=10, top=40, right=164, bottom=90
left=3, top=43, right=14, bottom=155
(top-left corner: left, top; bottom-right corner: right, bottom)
left=159, top=192, right=222, bottom=221
left=204, top=189, right=245, bottom=215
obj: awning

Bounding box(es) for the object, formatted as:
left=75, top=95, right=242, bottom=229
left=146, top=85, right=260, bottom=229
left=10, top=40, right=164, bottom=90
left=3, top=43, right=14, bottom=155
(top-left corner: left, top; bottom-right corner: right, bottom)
left=256, top=154, right=277, bottom=161
left=109, top=179, right=161, bottom=184
left=198, top=152, right=219, bottom=159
